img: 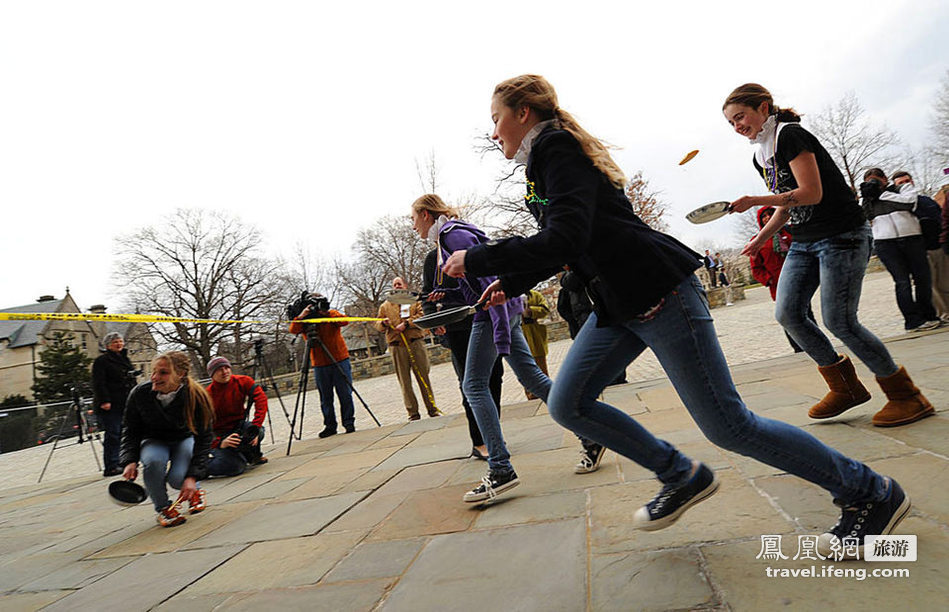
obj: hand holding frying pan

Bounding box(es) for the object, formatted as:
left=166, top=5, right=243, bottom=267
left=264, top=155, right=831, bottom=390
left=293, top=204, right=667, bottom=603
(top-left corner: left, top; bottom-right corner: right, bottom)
left=686, top=201, right=733, bottom=224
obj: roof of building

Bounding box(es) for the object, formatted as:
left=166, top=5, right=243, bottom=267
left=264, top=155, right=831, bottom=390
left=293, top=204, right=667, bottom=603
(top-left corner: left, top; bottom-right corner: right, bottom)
left=0, top=299, right=64, bottom=348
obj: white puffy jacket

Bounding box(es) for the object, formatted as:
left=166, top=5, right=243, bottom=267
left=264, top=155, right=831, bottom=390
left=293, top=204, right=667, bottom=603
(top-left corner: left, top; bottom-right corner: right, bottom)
left=867, top=183, right=921, bottom=240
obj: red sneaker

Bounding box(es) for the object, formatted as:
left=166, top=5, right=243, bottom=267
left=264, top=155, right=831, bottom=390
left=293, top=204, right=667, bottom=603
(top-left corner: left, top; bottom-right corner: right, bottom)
left=156, top=504, right=186, bottom=527
left=188, top=488, right=207, bottom=514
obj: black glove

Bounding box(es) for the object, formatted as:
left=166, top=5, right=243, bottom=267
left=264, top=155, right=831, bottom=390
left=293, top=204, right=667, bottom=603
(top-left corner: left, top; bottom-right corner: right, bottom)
left=859, top=180, right=883, bottom=201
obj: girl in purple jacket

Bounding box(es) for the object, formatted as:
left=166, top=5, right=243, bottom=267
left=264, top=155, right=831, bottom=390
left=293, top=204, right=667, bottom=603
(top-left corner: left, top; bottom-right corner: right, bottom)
left=411, top=194, right=550, bottom=502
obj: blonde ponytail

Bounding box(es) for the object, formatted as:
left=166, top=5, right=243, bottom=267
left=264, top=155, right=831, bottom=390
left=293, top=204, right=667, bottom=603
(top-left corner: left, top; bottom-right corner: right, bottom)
left=493, top=75, right=626, bottom=189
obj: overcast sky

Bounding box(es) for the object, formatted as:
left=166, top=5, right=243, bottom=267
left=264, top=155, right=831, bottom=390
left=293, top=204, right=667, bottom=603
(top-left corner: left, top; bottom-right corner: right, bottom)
left=1, top=0, right=947, bottom=311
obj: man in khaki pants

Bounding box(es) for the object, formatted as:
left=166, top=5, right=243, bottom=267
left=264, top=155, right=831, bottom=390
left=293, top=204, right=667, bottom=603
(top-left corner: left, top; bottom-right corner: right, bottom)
left=376, top=278, right=439, bottom=420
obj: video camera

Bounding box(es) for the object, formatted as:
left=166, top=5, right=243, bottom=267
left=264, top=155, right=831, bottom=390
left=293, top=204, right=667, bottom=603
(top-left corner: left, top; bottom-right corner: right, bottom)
left=287, top=291, right=330, bottom=320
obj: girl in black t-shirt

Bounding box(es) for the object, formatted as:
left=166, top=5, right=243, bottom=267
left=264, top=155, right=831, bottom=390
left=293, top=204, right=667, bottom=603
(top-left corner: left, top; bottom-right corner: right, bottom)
left=724, top=83, right=933, bottom=428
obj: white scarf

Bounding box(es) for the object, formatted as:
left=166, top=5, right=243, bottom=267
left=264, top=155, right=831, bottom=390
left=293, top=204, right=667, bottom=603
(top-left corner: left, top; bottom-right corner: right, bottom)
left=751, top=115, right=790, bottom=170
left=514, top=119, right=557, bottom=165
left=156, top=384, right=183, bottom=407
left=427, top=214, right=450, bottom=242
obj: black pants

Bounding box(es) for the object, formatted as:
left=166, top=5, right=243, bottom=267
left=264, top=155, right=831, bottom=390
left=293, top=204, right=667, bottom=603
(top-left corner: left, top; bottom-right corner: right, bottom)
left=95, top=406, right=124, bottom=470
left=875, top=235, right=936, bottom=329
left=445, top=325, right=503, bottom=447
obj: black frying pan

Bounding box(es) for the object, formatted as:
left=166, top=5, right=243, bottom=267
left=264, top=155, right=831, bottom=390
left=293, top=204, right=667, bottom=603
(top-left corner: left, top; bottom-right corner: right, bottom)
left=108, top=479, right=147, bottom=506
left=412, top=298, right=488, bottom=329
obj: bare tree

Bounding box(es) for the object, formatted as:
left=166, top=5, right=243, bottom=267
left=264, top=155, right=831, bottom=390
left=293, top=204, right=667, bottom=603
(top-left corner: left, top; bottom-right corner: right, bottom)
left=809, top=91, right=901, bottom=192
left=350, top=214, right=428, bottom=291
left=732, top=208, right=762, bottom=245
left=625, top=171, right=669, bottom=231
left=931, top=70, right=949, bottom=163
left=415, top=149, right=439, bottom=193
left=113, top=208, right=283, bottom=371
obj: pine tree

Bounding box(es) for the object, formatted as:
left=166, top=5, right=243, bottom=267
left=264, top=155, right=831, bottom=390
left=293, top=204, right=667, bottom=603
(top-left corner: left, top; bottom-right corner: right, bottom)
left=31, top=332, right=92, bottom=403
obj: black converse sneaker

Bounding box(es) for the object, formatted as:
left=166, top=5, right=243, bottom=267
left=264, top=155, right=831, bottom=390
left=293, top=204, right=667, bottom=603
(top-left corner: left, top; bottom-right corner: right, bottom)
left=632, top=462, right=719, bottom=531
left=575, top=443, right=606, bottom=474
left=463, top=469, right=520, bottom=503
left=817, top=478, right=911, bottom=559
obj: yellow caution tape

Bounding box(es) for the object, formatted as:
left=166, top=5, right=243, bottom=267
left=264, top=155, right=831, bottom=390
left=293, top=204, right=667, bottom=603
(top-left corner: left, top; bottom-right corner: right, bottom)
left=0, top=312, right=382, bottom=324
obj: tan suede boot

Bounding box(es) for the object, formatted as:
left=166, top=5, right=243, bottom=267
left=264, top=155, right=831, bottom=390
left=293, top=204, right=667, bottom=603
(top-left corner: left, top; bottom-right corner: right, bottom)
left=872, top=366, right=935, bottom=427
left=809, top=355, right=872, bottom=419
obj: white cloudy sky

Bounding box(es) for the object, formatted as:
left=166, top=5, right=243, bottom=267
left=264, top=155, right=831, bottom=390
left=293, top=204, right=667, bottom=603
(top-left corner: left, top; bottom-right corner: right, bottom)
left=1, top=0, right=946, bottom=310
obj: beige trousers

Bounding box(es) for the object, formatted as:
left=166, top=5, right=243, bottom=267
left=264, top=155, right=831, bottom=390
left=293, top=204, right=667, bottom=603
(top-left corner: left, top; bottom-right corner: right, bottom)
left=391, top=339, right=437, bottom=417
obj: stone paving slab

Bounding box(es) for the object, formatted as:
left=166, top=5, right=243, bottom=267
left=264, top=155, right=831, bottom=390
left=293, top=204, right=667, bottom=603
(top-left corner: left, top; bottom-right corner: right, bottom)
left=91, top=500, right=265, bottom=558
left=591, top=548, right=716, bottom=611
left=366, top=484, right=478, bottom=541
left=184, top=491, right=367, bottom=548
left=382, top=519, right=587, bottom=611
left=194, top=580, right=393, bottom=612
left=322, top=537, right=426, bottom=583
left=44, top=546, right=244, bottom=611
left=183, top=531, right=366, bottom=594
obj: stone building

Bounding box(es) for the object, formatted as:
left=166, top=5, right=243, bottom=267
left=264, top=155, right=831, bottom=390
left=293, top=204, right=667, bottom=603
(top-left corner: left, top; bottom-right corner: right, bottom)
left=0, top=292, right=157, bottom=402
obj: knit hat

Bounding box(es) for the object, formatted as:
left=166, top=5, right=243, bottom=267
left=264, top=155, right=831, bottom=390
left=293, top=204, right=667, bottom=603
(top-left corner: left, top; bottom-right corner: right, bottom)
left=206, top=356, right=231, bottom=377
left=103, top=332, right=123, bottom=347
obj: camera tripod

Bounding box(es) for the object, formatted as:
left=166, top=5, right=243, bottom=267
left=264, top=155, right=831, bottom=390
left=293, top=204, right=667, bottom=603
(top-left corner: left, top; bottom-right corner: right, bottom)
left=37, top=387, right=101, bottom=483
left=249, top=338, right=294, bottom=445
left=286, top=328, right=380, bottom=456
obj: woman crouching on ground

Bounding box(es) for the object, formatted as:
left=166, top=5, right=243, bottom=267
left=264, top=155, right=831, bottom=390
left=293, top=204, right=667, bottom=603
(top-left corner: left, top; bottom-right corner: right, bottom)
left=443, top=74, right=910, bottom=556
left=120, top=351, right=214, bottom=527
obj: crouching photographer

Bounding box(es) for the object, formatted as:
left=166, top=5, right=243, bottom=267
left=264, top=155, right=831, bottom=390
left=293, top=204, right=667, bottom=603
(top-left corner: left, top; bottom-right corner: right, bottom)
left=205, top=356, right=269, bottom=477
left=288, top=292, right=355, bottom=438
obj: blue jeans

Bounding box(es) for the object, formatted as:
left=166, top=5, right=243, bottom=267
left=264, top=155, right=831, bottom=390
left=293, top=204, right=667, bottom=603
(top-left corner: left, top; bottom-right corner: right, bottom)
left=140, top=436, right=195, bottom=511
left=207, top=424, right=266, bottom=477
left=874, top=235, right=936, bottom=329
left=548, top=276, right=887, bottom=504
left=464, top=314, right=551, bottom=472
left=314, top=358, right=355, bottom=430
left=775, top=225, right=898, bottom=377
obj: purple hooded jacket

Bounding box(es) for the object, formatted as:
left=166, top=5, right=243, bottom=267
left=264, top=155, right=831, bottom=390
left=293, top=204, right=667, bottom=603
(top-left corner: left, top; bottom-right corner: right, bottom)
left=435, top=219, right=523, bottom=356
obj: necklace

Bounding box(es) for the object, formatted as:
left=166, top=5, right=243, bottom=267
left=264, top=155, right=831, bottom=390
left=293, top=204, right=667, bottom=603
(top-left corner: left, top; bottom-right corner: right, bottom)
left=759, top=118, right=779, bottom=193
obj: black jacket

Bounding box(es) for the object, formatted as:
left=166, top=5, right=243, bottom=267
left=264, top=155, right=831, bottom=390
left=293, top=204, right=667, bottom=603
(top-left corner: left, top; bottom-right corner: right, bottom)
left=92, top=349, right=137, bottom=411
left=466, top=128, right=701, bottom=326
left=119, top=382, right=213, bottom=479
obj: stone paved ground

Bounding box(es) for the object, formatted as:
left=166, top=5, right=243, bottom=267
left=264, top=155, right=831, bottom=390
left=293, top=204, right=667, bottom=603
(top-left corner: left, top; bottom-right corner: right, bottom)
left=0, top=272, right=910, bottom=490
left=1, top=271, right=947, bottom=611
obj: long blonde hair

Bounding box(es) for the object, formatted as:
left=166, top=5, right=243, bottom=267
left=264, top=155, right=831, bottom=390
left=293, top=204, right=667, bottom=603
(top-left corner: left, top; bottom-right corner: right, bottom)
left=493, top=74, right=626, bottom=189
left=152, top=351, right=214, bottom=434
left=411, top=193, right=459, bottom=220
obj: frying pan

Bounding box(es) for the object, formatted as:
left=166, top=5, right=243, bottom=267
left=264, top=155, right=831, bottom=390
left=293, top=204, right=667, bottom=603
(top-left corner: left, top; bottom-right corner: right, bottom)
left=412, top=298, right=488, bottom=329
left=108, top=479, right=147, bottom=506
left=385, top=289, right=430, bottom=305
left=686, top=201, right=733, bottom=224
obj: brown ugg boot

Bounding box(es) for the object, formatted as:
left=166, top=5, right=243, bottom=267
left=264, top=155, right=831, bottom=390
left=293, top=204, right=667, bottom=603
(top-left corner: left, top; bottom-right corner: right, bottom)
left=872, top=366, right=935, bottom=427
left=809, top=355, right=872, bottom=419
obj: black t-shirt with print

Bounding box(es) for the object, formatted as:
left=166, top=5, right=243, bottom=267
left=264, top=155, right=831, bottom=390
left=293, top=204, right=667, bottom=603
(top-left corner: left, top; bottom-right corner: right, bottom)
left=752, top=123, right=865, bottom=242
